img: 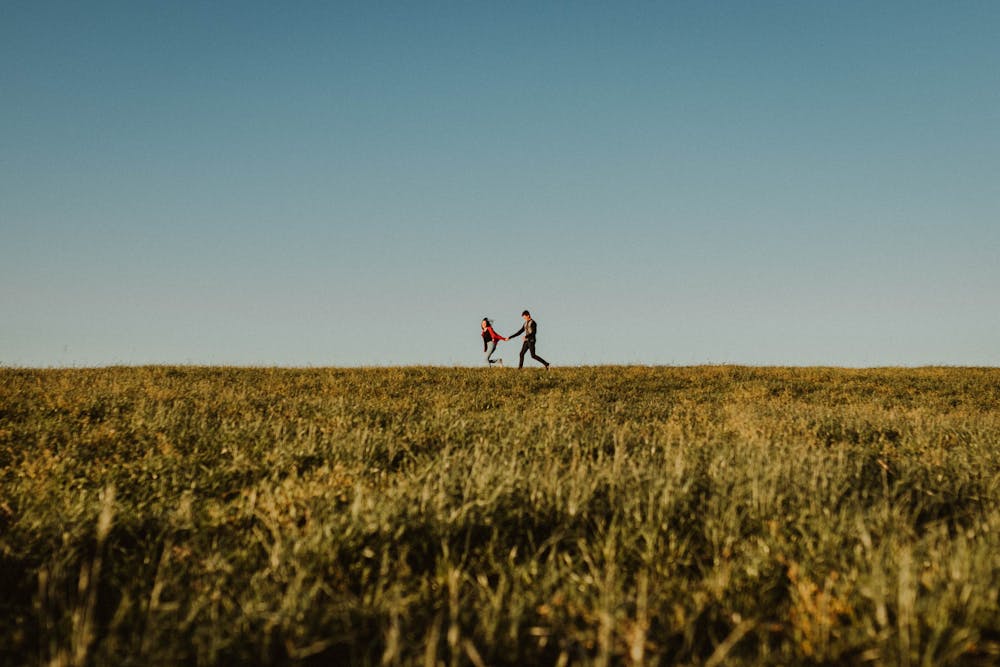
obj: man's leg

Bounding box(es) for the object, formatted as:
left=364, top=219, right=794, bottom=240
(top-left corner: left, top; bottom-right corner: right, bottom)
left=519, top=341, right=530, bottom=368
left=529, top=341, right=549, bottom=367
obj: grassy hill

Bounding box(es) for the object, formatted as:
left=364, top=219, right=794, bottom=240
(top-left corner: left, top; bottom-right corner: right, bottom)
left=2, top=366, right=999, bottom=665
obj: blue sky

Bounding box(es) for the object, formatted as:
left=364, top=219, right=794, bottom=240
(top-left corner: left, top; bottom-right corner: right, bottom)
left=2, top=1, right=998, bottom=367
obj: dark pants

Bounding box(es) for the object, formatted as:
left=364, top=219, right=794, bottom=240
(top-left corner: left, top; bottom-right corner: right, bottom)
left=519, top=339, right=549, bottom=368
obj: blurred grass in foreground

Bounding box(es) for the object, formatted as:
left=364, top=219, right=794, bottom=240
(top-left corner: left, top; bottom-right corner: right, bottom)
left=1, top=366, right=999, bottom=665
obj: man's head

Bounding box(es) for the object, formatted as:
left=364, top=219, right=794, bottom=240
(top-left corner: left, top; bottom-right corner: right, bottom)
left=522, top=310, right=530, bottom=320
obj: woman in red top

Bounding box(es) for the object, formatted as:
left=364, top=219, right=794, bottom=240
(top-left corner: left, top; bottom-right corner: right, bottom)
left=481, top=318, right=507, bottom=366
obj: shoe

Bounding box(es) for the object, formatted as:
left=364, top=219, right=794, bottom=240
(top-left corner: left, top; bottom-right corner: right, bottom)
left=498, top=359, right=504, bottom=367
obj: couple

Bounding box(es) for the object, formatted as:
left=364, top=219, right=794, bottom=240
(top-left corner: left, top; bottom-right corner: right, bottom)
left=481, top=310, right=550, bottom=369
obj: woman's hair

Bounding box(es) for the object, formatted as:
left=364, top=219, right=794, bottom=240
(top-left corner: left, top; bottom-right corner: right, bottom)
left=482, top=318, right=492, bottom=326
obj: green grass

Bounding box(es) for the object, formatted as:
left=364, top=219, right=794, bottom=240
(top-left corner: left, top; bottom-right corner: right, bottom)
left=2, top=366, right=999, bottom=665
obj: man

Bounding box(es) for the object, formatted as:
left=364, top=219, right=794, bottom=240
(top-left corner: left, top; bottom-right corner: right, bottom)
left=508, top=309, right=550, bottom=369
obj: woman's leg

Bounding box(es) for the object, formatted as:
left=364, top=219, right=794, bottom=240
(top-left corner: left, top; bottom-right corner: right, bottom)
left=486, top=341, right=498, bottom=364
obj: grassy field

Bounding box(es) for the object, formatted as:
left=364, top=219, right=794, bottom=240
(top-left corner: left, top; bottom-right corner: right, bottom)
left=1, top=366, right=999, bottom=666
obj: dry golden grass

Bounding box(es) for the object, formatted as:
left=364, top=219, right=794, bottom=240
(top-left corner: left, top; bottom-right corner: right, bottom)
left=1, top=366, right=999, bottom=665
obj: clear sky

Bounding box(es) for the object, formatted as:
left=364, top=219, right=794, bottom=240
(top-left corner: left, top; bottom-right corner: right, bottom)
left=2, top=1, right=998, bottom=367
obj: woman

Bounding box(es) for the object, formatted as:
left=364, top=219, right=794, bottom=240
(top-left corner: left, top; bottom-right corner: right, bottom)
left=481, top=318, right=507, bottom=366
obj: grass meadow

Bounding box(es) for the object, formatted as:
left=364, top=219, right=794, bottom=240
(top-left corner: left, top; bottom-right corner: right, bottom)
left=1, top=366, right=999, bottom=666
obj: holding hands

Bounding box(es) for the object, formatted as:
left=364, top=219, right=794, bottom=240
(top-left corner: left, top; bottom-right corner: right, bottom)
left=482, top=311, right=549, bottom=369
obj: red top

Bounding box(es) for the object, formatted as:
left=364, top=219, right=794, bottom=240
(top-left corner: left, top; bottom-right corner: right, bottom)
left=482, top=325, right=507, bottom=342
